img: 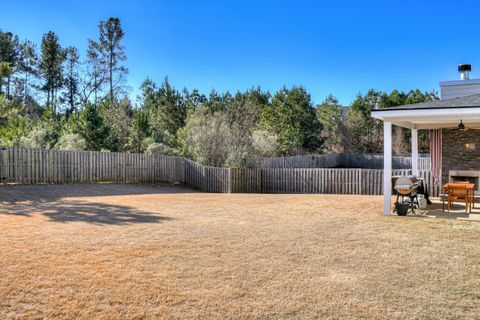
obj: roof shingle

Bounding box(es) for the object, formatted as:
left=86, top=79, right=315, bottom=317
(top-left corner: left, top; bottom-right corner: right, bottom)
left=375, top=93, right=480, bottom=111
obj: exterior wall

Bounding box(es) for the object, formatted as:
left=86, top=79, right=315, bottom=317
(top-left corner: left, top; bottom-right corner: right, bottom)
left=440, top=79, right=480, bottom=99
left=442, top=129, right=480, bottom=183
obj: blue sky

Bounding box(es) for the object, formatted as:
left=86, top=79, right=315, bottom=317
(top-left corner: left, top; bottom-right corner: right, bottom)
left=1, top=0, right=480, bottom=105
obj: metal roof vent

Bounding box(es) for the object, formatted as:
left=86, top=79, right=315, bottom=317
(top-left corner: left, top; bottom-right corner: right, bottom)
left=458, top=64, right=471, bottom=80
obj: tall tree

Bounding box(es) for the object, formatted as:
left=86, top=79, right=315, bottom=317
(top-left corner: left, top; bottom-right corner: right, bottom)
left=347, top=89, right=388, bottom=153
left=0, top=30, right=21, bottom=98
left=62, top=46, right=80, bottom=115
left=183, top=88, right=207, bottom=110
left=83, top=39, right=105, bottom=104
left=98, top=17, right=127, bottom=100
left=141, top=77, right=188, bottom=139
left=16, top=40, right=38, bottom=101
left=347, top=89, right=438, bottom=154
left=317, top=95, right=346, bottom=153
left=260, top=86, right=321, bottom=155
left=39, top=31, right=65, bottom=110
left=206, top=89, right=232, bottom=113
left=224, top=88, right=270, bottom=164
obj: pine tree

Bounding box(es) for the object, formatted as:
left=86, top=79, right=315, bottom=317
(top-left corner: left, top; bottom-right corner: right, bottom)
left=260, top=86, right=321, bottom=155
left=39, top=31, right=65, bottom=110
left=317, top=95, right=346, bottom=153
left=76, top=103, right=111, bottom=150
left=84, top=39, right=104, bottom=104
left=62, top=46, right=80, bottom=115
left=98, top=17, right=127, bottom=100
left=0, top=30, right=21, bottom=98
left=16, top=40, right=38, bottom=101
left=141, top=77, right=188, bottom=139
left=128, top=110, right=151, bottom=153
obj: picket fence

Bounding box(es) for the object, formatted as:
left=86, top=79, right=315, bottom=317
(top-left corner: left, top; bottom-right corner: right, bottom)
left=0, top=147, right=439, bottom=196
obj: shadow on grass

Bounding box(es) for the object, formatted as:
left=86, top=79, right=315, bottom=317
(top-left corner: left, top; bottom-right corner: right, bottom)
left=0, top=184, right=177, bottom=225
left=0, top=200, right=172, bottom=225
left=0, top=183, right=195, bottom=202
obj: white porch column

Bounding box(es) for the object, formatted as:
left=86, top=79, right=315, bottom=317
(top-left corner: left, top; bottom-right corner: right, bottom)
left=411, top=128, right=419, bottom=176
left=383, top=122, right=392, bottom=216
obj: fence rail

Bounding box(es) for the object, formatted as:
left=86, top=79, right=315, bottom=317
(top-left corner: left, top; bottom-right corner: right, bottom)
left=0, top=147, right=439, bottom=196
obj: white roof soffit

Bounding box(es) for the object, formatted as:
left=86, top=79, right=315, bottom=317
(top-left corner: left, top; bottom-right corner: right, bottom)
left=371, top=107, right=480, bottom=129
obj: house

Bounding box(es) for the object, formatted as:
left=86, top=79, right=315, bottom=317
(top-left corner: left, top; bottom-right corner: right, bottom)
left=372, top=64, right=480, bottom=215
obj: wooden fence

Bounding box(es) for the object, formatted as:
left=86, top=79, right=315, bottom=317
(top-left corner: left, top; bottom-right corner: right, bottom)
left=183, top=159, right=231, bottom=193
left=0, top=147, right=439, bottom=196
left=245, top=153, right=431, bottom=170
left=230, top=168, right=440, bottom=196
left=0, top=147, right=184, bottom=184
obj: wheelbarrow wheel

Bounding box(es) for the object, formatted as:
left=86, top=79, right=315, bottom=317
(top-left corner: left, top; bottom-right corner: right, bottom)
left=395, top=202, right=410, bottom=216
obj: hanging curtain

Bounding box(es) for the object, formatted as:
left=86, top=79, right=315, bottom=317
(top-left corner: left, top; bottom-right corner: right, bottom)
left=429, top=129, right=442, bottom=185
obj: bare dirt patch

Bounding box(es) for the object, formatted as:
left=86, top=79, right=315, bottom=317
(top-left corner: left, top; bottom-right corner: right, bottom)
left=1, top=184, right=479, bottom=319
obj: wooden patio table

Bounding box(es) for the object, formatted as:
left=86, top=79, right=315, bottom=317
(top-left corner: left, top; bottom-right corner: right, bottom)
left=442, top=182, right=475, bottom=213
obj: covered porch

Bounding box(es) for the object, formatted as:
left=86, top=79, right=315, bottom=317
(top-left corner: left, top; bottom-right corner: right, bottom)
left=372, top=94, right=480, bottom=218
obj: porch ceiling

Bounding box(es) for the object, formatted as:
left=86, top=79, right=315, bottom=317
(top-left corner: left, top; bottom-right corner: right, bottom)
left=371, top=107, right=480, bottom=129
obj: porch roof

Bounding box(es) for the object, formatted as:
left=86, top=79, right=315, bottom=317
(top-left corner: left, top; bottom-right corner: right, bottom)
left=371, top=93, right=480, bottom=129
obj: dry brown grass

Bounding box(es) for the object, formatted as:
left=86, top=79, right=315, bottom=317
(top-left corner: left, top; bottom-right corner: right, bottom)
left=0, top=184, right=479, bottom=320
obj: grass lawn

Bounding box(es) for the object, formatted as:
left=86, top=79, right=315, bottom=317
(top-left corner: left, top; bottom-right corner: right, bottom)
left=1, top=184, right=479, bottom=319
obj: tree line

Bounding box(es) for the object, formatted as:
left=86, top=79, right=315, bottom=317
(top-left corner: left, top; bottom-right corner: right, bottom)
left=0, top=17, right=437, bottom=167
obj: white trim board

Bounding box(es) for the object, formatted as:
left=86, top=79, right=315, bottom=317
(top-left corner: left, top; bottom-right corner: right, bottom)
left=371, top=107, right=480, bottom=129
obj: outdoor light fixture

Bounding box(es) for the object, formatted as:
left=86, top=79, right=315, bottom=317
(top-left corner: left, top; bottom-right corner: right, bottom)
left=458, top=120, right=465, bottom=131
